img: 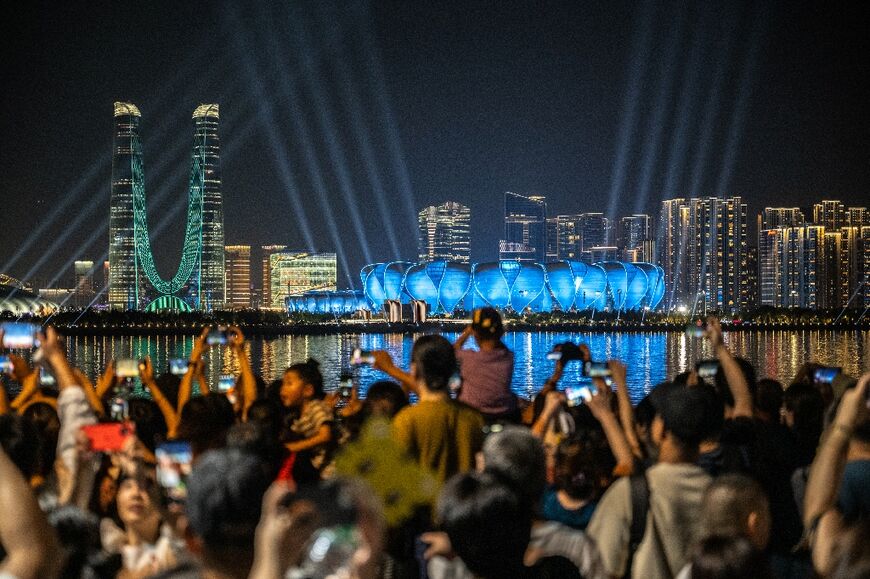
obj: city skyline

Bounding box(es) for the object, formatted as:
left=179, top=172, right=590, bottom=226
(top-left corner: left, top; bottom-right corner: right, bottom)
left=1, top=2, right=867, bottom=290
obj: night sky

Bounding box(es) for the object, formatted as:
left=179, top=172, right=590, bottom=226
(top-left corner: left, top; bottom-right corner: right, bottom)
left=1, top=1, right=867, bottom=290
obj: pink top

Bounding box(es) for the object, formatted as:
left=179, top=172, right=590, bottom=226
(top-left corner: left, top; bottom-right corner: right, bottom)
left=457, top=347, right=516, bottom=415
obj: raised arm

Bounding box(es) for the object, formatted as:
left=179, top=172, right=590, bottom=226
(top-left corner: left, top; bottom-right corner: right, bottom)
left=229, top=326, right=257, bottom=419
left=0, top=446, right=61, bottom=579
left=38, top=326, right=77, bottom=391
left=454, top=325, right=474, bottom=351
left=586, top=378, right=636, bottom=474
left=139, top=356, right=180, bottom=438
left=531, top=390, right=565, bottom=438
left=72, top=368, right=105, bottom=417
left=707, top=317, right=752, bottom=418
left=803, top=373, right=869, bottom=529
left=178, top=327, right=210, bottom=414
left=372, top=350, right=418, bottom=396
left=609, top=360, right=641, bottom=458
left=9, top=355, right=39, bottom=412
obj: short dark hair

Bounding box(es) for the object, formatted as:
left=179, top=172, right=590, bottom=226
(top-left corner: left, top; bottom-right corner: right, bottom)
left=364, top=380, right=409, bottom=417
left=285, top=358, right=325, bottom=399
left=186, top=448, right=272, bottom=552
left=411, top=335, right=457, bottom=392
left=701, top=474, right=769, bottom=539
left=691, top=535, right=773, bottom=579
left=126, top=398, right=168, bottom=453
left=438, top=472, right=531, bottom=578
left=655, top=383, right=723, bottom=449
left=754, top=379, right=784, bottom=420
left=177, top=395, right=236, bottom=457
left=471, top=307, right=504, bottom=340
left=0, top=414, right=39, bottom=479
left=481, top=426, right=546, bottom=508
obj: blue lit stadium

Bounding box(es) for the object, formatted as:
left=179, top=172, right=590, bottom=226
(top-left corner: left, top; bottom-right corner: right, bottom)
left=286, top=260, right=665, bottom=315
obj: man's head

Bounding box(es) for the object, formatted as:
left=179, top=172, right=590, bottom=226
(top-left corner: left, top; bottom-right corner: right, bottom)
left=471, top=307, right=504, bottom=342
left=437, top=472, right=531, bottom=578
left=701, top=474, right=771, bottom=550
left=185, top=448, right=272, bottom=577
left=479, top=425, right=546, bottom=509
left=650, top=382, right=722, bottom=458
left=410, top=335, right=457, bottom=393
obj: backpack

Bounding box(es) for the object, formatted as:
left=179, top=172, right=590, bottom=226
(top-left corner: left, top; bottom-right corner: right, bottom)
left=623, top=473, right=650, bottom=579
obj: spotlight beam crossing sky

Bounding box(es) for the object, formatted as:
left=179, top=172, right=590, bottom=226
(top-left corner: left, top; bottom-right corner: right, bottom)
left=0, top=0, right=867, bottom=290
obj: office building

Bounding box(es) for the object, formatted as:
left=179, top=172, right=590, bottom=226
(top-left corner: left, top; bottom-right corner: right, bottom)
left=224, top=245, right=252, bottom=309
left=108, top=102, right=143, bottom=309
left=545, top=218, right=559, bottom=261
left=261, top=245, right=287, bottom=309
left=191, top=104, right=225, bottom=310
left=417, top=201, right=471, bottom=263
left=555, top=215, right=583, bottom=260
left=617, top=214, right=651, bottom=260
left=107, top=102, right=224, bottom=311
left=73, top=260, right=96, bottom=308
left=270, top=252, right=337, bottom=309
left=501, top=192, right=547, bottom=263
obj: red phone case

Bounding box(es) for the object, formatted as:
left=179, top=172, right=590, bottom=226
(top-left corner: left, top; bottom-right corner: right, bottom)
left=82, top=422, right=135, bottom=452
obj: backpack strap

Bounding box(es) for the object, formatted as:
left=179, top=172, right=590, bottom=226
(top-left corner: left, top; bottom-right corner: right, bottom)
left=624, top=472, right=650, bottom=578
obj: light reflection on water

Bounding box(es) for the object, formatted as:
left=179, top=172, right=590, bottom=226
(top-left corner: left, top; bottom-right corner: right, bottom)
left=64, top=330, right=869, bottom=404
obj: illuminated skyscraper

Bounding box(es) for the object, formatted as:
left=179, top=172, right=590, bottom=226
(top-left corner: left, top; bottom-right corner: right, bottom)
left=617, top=214, right=651, bottom=260
left=759, top=225, right=824, bottom=308
left=501, top=193, right=547, bottom=262
left=846, top=207, right=868, bottom=227
left=108, top=102, right=143, bottom=309
left=555, top=215, right=583, bottom=260
left=73, top=260, right=95, bottom=308
left=417, top=202, right=471, bottom=263
left=261, top=245, right=287, bottom=309
left=191, top=104, right=225, bottom=310
left=659, top=197, right=747, bottom=311
left=657, top=198, right=687, bottom=307
left=545, top=218, right=559, bottom=261
left=224, top=245, right=251, bottom=309
left=813, top=200, right=845, bottom=230
left=107, top=102, right=224, bottom=311
left=270, top=252, right=337, bottom=308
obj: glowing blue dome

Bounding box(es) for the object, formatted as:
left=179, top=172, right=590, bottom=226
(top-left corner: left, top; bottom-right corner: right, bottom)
left=543, top=261, right=608, bottom=311
left=473, top=261, right=546, bottom=312
left=404, top=261, right=472, bottom=313
left=362, top=262, right=413, bottom=306
left=634, top=263, right=665, bottom=309
left=292, top=260, right=666, bottom=316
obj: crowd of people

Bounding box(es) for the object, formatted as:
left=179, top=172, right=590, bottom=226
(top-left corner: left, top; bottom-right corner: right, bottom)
left=0, top=307, right=868, bottom=579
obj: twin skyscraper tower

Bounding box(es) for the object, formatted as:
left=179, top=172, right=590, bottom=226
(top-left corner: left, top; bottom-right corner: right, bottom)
left=108, top=102, right=225, bottom=311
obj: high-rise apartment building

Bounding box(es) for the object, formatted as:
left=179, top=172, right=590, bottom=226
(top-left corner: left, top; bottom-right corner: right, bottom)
left=813, top=200, right=845, bottom=230
left=846, top=207, right=868, bottom=227
left=658, top=197, right=748, bottom=311
left=417, top=202, right=471, bottom=263
left=269, top=252, right=337, bottom=308
left=759, top=226, right=825, bottom=308
left=261, top=245, right=287, bottom=309
left=224, top=245, right=251, bottom=309
left=501, top=193, right=547, bottom=263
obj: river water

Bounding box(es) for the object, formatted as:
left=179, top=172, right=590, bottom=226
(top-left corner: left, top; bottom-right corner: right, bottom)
left=61, top=330, right=870, bottom=403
